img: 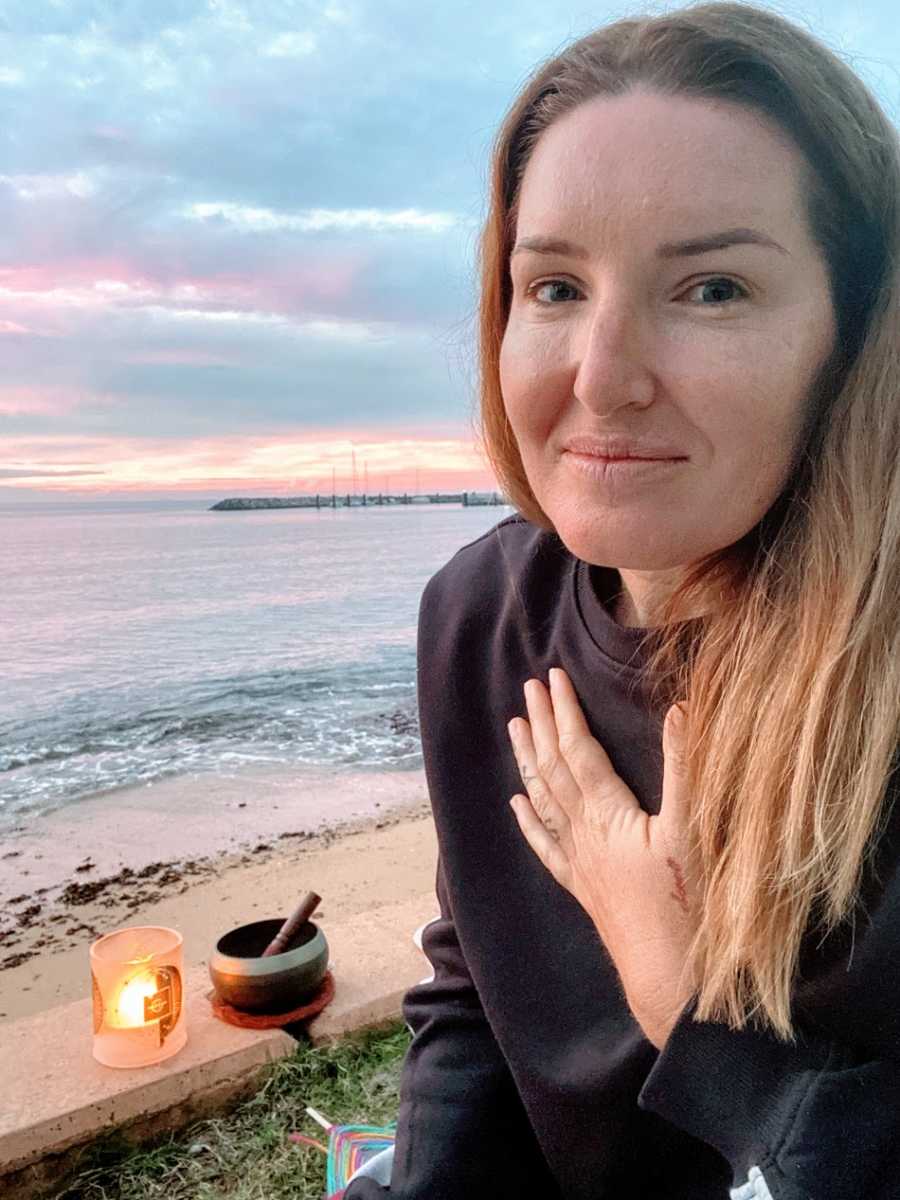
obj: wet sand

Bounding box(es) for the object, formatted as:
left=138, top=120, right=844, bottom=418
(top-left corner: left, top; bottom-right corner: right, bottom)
left=0, top=766, right=438, bottom=1024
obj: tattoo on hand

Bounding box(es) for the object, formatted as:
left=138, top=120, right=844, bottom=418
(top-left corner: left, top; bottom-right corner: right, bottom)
left=543, top=818, right=560, bottom=843
left=666, top=857, right=690, bottom=915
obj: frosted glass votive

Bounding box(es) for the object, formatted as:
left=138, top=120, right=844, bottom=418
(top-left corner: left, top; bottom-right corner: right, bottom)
left=90, top=925, right=187, bottom=1068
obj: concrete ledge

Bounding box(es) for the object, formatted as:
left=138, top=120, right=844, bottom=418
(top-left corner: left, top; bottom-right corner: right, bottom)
left=0, top=894, right=436, bottom=1199
left=0, top=966, right=295, bottom=1199
left=307, top=894, right=435, bottom=1045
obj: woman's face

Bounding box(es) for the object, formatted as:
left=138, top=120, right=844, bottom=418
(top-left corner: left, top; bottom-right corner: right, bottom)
left=499, top=90, right=836, bottom=570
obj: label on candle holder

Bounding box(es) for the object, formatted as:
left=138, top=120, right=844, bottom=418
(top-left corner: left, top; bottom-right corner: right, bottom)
left=91, top=970, right=104, bottom=1035
left=148, top=966, right=183, bottom=1046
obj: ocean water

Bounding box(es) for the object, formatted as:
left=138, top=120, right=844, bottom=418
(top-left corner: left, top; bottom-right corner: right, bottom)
left=0, top=500, right=509, bottom=829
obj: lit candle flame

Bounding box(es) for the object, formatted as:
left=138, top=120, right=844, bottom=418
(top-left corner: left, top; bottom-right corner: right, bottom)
left=116, top=970, right=158, bottom=1027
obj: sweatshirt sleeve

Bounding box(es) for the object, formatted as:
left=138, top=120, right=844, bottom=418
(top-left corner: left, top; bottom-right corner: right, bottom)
left=343, top=858, right=559, bottom=1200
left=638, top=775, right=900, bottom=1200
left=636, top=999, right=900, bottom=1199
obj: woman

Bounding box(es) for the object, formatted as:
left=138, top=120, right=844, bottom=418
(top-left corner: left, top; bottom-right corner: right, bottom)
left=346, top=4, right=900, bottom=1197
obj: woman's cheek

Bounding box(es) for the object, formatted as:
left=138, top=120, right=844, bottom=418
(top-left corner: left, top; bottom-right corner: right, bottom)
left=500, top=322, right=568, bottom=433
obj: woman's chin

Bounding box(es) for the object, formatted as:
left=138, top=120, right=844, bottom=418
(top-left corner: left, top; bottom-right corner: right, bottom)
left=543, top=503, right=698, bottom=571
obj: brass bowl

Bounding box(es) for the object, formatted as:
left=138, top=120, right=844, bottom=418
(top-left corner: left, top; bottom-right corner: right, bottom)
left=209, top=918, right=328, bottom=1013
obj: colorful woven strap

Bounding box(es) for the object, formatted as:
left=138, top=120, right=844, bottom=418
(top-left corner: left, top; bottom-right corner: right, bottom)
left=325, top=1123, right=396, bottom=1194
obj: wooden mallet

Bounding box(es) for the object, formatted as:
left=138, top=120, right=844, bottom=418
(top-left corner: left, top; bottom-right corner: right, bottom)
left=261, top=890, right=322, bottom=958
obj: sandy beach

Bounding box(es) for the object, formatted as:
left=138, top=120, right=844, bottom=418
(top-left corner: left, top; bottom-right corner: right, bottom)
left=0, top=766, right=438, bottom=1024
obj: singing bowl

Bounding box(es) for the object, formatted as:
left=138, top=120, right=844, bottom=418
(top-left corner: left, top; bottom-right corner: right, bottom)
left=209, top=918, right=329, bottom=1013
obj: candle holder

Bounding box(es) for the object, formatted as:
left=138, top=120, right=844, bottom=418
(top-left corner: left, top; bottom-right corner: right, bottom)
left=90, top=925, right=186, bottom=1068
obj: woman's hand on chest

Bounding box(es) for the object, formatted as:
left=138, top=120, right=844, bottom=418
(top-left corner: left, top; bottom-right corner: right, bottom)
left=507, top=668, right=701, bottom=1051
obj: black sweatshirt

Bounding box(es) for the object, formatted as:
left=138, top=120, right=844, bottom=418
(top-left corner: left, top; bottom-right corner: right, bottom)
left=346, top=515, right=900, bottom=1200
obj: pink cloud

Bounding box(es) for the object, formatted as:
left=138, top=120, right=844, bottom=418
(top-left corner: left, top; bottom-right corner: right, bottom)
left=0, top=259, right=141, bottom=293
left=0, top=254, right=369, bottom=322
left=0, top=387, right=85, bottom=416
left=263, top=253, right=367, bottom=306
left=0, top=430, right=497, bottom=495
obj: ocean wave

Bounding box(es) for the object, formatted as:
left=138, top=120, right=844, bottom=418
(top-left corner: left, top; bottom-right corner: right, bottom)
left=0, top=656, right=421, bottom=825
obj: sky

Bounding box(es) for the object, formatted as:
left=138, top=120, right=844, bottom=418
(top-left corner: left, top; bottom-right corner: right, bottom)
left=1, top=0, right=898, bottom=503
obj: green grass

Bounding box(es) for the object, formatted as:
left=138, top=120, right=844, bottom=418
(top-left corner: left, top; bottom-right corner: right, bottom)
left=54, top=1023, right=411, bottom=1200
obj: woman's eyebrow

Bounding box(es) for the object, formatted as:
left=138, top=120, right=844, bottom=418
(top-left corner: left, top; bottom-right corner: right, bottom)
left=657, top=228, right=789, bottom=258
left=511, top=236, right=589, bottom=259
left=511, top=228, right=789, bottom=259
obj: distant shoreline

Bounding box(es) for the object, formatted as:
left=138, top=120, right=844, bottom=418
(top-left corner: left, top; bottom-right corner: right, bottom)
left=210, top=491, right=509, bottom=510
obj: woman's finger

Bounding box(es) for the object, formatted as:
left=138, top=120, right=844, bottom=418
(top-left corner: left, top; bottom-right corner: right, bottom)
left=523, top=678, right=578, bottom=795
left=507, top=717, right=572, bottom=844
left=510, top=793, right=572, bottom=888
left=660, top=702, right=691, bottom=835
left=549, top=668, right=640, bottom=818
left=658, top=703, right=700, bottom=910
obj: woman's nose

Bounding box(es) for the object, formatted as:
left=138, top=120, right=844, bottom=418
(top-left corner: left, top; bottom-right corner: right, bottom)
left=572, top=299, right=656, bottom=415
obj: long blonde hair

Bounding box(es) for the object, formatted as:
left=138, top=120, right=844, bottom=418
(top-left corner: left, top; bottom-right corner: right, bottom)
left=478, top=2, right=900, bottom=1040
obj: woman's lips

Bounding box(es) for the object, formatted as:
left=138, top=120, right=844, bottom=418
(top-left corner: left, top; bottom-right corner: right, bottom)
left=562, top=435, right=687, bottom=459
left=564, top=450, right=687, bottom=484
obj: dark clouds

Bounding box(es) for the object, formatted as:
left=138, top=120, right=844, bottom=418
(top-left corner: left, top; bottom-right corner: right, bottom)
left=0, top=0, right=895, bottom=456
left=0, top=0, right=579, bottom=446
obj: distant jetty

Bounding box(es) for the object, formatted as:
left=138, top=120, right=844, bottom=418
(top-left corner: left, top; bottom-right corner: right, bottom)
left=209, top=491, right=509, bottom=511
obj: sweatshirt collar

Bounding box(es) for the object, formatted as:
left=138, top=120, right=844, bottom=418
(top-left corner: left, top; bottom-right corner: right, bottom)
left=574, top=559, right=655, bottom=670
left=574, top=557, right=707, bottom=673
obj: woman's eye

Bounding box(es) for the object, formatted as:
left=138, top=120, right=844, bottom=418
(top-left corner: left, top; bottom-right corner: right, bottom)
left=527, top=279, right=582, bottom=304
left=683, top=277, right=748, bottom=305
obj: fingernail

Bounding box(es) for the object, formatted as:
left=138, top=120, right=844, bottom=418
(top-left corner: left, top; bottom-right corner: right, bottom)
left=668, top=703, right=686, bottom=731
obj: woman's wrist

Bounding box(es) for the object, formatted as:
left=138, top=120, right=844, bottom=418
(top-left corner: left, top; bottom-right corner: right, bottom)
left=625, top=982, right=694, bottom=1052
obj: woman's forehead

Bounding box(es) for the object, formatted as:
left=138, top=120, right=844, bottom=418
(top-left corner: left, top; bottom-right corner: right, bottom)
left=515, top=91, right=809, bottom=248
